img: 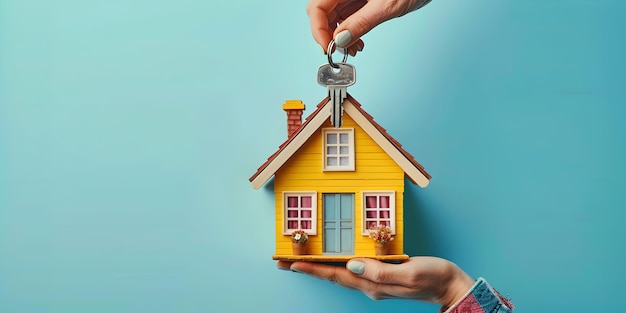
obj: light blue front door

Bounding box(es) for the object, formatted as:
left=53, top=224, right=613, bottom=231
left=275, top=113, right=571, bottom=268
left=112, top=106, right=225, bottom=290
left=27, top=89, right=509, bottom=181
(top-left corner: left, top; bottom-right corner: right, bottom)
left=323, top=194, right=354, bottom=255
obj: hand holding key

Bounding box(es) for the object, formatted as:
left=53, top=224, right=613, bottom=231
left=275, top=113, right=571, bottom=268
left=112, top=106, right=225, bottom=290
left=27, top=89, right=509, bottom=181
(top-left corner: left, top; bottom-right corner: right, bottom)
left=306, top=0, right=432, bottom=55
left=318, top=40, right=356, bottom=128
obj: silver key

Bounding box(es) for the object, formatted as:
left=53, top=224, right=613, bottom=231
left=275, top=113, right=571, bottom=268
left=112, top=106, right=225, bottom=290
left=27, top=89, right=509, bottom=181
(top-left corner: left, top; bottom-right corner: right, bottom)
left=317, top=63, right=356, bottom=127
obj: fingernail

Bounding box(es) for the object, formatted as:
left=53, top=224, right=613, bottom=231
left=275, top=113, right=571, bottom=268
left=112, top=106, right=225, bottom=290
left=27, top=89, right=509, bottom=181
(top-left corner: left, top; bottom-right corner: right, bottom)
left=291, top=268, right=304, bottom=274
left=335, top=30, right=352, bottom=48
left=355, top=42, right=364, bottom=52
left=347, top=261, right=365, bottom=275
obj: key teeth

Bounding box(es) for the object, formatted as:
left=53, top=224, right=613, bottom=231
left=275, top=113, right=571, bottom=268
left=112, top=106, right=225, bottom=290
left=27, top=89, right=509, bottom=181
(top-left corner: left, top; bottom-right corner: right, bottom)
left=326, top=83, right=349, bottom=128
left=336, top=110, right=343, bottom=127
left=330, top=107, right=343, bottom=127
left=331, top=96, right=344, bottom=128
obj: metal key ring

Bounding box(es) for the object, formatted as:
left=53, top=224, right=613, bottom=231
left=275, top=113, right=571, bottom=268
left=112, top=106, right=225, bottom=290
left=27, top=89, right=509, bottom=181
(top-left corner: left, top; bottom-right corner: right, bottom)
left=327, top=39, right=348, bottom=69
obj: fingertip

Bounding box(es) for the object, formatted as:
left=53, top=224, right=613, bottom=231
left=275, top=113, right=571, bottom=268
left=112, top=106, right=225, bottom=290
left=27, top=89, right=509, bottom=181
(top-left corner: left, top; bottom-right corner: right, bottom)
left=306, top=1, right=334, bottom=54
left=277, top=260, right=293, bottom=271
left=347, top=260, right=365, bottom=275
left=332, top=27, right=364, bottom=51
left=348, top=40, right=365, bottom=57
left=316, top=32, right=333, bottom=54
left=335, top=30, right=353, bottom=48
left=347, top=46, right=357, bottom=57
left=346, top=257, right=380, bottom=271
left=355, top=39, right=364, bottom=51
left=287, top=261, right=307, bottom=273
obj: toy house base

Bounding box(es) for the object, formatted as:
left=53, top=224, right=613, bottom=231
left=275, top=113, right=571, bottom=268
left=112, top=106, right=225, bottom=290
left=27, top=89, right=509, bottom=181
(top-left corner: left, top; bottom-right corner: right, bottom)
left=273, top=254, right=410, bottom=263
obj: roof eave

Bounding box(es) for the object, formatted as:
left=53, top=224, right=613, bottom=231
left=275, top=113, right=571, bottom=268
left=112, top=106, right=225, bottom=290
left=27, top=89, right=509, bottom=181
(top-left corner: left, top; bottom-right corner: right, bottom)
left=249, top=99, right=331, bottom=189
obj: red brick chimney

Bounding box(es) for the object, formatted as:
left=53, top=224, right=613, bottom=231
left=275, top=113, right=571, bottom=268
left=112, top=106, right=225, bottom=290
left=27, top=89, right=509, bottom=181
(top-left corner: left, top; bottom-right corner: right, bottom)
left=282, top=100, right=305, bottom=138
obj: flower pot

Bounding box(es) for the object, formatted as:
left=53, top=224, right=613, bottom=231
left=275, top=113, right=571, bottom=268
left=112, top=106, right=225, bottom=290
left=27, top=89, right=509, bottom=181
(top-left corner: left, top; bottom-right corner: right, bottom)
left=374, top=242, right=390, bottom=256
left=292, top=242, right=307, bottom=255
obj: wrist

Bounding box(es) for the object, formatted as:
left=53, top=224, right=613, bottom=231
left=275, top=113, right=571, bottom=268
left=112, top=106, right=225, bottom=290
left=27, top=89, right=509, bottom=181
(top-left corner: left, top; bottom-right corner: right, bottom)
left=439, top=264, right=475, bottom=311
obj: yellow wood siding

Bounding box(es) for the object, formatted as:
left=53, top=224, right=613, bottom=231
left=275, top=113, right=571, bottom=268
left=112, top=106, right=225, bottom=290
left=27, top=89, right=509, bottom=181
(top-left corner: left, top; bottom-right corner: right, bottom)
left=274, top=114, right=406, bottom=256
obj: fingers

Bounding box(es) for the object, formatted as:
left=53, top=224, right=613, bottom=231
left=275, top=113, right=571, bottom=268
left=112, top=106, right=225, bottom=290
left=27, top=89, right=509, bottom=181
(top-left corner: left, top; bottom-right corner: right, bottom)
left=289, top=261, right=417, bottom=300
left=331, top=1, right=386, bottom=48
left=307, top=0, right=431, bottom=54
left=346, top=258, right=419, bottom=285
left=277, top=260, right=293, bottom=270
left=289, top=261, right=353, bottom=282
left=289, top=261, right=367, bottom=292
left=312, top=0, right=388, bottom=55
left=307, top=0, right=368, bottom=55
left=332, top=0, right=430, bottom=48
left=306, top=0, right=339, bottom=52
left=345, top=39, right=364, bottom=56
left=279, top=257, right=469, bottom=304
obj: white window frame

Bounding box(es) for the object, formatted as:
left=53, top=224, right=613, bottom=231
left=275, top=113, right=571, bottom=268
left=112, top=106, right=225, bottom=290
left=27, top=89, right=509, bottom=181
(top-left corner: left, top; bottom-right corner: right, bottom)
left=283, top=192, right=317, bottom=235
left=322, top=128, right=355, bottom=171
left=362, top=191, right=396, bottom=235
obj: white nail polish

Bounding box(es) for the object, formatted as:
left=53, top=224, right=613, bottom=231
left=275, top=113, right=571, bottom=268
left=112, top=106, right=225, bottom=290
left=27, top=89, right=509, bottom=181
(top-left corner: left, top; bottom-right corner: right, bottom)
left=347, top=261, right=365, bottom=275
left=335, top=30, right=353, bottom=48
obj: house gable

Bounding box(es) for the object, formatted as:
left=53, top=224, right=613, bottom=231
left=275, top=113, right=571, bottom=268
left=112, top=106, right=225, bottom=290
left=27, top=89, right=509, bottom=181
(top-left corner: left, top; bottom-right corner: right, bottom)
left=343, top=101, right=430, bottom=187
left=249, top=95, right=431, bottom=189
left=275, top=113, right=404, bottom=187
left=249, top=99, right=331, bottom=190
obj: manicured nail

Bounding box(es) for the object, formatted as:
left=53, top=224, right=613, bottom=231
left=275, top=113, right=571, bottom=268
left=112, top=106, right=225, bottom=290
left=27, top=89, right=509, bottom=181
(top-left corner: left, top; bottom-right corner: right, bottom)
left=347, top=261, right=365, bottom=275
left=291, top=268, right=304, bottom=274
left=355, top=42, right=364, bottom=52
left=277, top=262, right=292, bottom=271
left=335, top=30, right=352, bottom=48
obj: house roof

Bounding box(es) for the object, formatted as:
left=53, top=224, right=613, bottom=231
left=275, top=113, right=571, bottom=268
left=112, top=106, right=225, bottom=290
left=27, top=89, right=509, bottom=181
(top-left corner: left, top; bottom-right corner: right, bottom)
left=249, top=94, right=431, bottom=189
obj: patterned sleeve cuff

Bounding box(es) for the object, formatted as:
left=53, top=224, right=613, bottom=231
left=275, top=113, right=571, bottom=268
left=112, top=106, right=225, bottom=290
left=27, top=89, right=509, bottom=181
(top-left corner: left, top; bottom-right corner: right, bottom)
left=440, top=278, right=514, bottom=313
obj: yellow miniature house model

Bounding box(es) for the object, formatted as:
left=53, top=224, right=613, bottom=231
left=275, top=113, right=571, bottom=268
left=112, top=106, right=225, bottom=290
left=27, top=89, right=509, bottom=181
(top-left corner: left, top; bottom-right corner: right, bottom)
left=249, top=95, right=431, bottom=262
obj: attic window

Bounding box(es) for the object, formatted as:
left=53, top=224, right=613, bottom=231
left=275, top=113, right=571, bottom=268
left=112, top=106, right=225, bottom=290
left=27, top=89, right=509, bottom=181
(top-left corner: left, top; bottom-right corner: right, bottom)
left=323, top=128, right=355, bottom=171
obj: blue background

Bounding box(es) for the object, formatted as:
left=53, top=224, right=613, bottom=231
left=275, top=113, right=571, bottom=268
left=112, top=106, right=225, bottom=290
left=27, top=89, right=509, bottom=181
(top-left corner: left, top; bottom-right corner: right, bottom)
left=1, top=0, right=624, bottom=312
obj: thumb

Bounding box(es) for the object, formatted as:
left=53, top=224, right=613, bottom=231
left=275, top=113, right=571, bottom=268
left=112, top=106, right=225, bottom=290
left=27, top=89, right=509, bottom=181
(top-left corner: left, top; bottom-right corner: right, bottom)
left=332, top=1, right=391, bottom=48
left=333, top=0, right=431, bottom=48
left=346, top=258, right=413, bottom=285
